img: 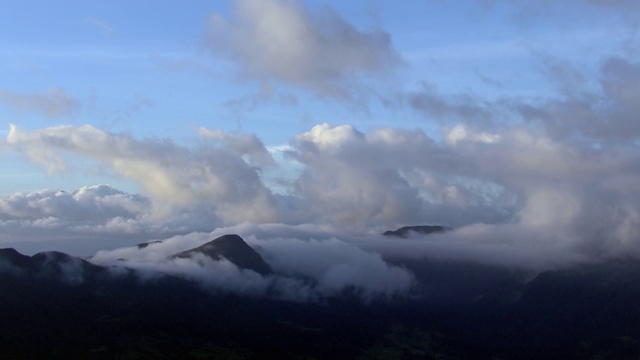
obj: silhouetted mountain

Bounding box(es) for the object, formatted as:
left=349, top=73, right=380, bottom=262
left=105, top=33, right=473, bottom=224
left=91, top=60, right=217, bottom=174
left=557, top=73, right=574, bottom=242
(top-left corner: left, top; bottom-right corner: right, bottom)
left=383, top=225, right=451, bottom=238
left=0, top=248, right=105, bottom=283
left=172, top=234, right=273, bottom=275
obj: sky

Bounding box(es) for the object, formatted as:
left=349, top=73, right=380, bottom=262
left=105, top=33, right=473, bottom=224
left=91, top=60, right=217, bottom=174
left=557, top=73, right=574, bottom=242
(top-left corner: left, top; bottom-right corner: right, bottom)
left=1, top=0, right=640, bottom=286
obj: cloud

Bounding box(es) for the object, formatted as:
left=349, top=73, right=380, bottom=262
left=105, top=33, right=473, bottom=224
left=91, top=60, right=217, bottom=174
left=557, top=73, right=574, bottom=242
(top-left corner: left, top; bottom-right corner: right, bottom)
left=5, top=80, right=640, bottom=264
left=406, top=54, right=640, bottom=145
left=203, top=0, right=402, bottom=101
left=91, top=223, right=415, bottom=301
left=197, top=126, right=276, bottom=167
left=0, top=185, right=149, bottom=224
left=510, top=56, right=640, bottom=143
left=408, top=82, right=497, bottom=125
left=0, top=88, right=80, bottom=117
left=0, top=185, right=166, bottom=245
left=6, top=124, right=279, bottom=225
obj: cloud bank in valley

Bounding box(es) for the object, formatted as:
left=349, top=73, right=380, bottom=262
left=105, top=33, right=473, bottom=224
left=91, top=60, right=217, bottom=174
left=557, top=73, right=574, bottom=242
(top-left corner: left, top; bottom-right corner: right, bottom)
left=90, top=224, right=416, bottom=302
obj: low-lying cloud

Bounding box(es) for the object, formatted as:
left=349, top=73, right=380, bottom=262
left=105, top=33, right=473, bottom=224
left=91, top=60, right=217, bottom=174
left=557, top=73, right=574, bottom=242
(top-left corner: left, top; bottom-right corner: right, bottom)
left=91, top=224, right=415, bottom=302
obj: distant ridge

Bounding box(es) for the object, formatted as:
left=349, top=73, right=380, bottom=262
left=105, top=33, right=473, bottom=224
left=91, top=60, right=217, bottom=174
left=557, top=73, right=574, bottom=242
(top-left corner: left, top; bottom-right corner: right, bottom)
left=383, top=225, right=450, bottom=238
left=173, top=234, right=273, bottom=276
left=0, top=248, right=104, bottom=282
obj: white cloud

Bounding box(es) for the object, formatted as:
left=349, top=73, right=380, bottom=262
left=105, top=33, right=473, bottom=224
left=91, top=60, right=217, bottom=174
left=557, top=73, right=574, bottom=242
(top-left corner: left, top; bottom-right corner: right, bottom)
left=6, top=124, right=279, bottom=225
left=204, top=0, right=402, bottom=101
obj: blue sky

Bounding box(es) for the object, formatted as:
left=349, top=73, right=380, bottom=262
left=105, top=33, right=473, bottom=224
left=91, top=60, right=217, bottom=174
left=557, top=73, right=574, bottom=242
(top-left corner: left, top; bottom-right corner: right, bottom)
left=1, top=0, right=639, bottom=258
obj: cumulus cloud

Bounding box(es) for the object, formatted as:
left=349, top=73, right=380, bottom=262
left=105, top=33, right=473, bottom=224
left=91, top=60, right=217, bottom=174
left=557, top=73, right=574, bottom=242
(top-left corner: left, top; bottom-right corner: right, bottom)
left=204, top=0, right=402, bottom=101
left=0, top=185, right=149, bottom=225
left=0, top=185, right=174, bottom=252
left=286, top=123, right=512, bottom=227
left=0, top=88, right=80, bottom=117
left=6, top=124, right=279, bottom=225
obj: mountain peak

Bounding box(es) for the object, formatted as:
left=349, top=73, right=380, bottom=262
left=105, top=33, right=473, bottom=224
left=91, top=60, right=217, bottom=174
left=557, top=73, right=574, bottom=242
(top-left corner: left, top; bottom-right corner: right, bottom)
left=173, top=234, right=273, bottom=276
left=383, top=225, right=450, bottom=238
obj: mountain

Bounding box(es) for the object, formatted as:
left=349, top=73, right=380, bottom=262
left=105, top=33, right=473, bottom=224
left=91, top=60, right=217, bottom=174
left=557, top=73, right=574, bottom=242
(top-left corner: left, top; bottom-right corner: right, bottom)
left=172, top=234, right=273, bottom=276
left=0, top=248, right=105, bottom=283
left=494, top=261, right=640, bottom=359
left=0, top=248, right=32, bottom=270
left=383, top=225, right=451, bottom=238
left=3, top=240, right=640, bottom=358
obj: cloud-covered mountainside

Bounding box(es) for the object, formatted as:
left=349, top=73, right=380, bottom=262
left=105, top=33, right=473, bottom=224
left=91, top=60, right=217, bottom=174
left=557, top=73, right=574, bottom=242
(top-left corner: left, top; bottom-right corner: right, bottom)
left=90, top=229, right=415, bottom=301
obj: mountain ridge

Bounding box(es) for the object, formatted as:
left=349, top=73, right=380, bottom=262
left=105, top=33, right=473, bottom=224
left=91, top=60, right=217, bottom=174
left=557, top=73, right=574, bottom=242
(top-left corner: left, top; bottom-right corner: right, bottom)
left=2, top=237, right=640, bottom=358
